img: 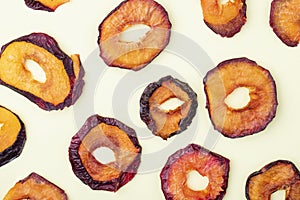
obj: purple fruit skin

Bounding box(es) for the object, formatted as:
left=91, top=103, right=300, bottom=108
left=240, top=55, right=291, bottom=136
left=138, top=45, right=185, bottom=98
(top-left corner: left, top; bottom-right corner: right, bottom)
left=68, top=115, right=142, bottom=192
left=0, top=106, right=26, bottom=167
left=0, top=32, right=84, bottom=111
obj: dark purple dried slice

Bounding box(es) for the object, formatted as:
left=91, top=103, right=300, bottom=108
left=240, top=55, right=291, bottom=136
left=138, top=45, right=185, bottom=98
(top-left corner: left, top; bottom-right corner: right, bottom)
left=0, top=32, right=84, bottom=111
left=25, top=0, right=70, bottom=12
left=246, top=160, right=300, bottom=200
left=270, top=0, right=300, bottom=47
left=160, top=144, right=230, bottom=200
left=68, top=115, right=142, bottom=192
left=98, top=0, right=171, bottom=71
left=200, top=0, right=247, bottom=37
left=140, top=76, right=198, bottom=140
left=0, top=106, right=26, bottom=167
left=4, top=172, right=68, bottom=200
left=204, top=57, right=277, bottom=138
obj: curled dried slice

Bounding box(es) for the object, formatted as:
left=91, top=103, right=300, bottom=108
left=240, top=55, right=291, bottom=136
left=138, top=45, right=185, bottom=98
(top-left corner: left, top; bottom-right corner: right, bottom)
left=270, top=0, right=300, bottom=47
left=4, top=172, right=68, bottom=200
left=204, top=57, right=277, bottom=138
left=24, top=0, right=70, bottom=12
left=246, top=160, right=300, bottom=200
left=160, top=144, right=230, bottom=200
left=200, top=0, right=247, bottom=37
left=140, top=76, right=198, bottom=140
left=68, top=115, right=142, bottom=191
left=98, top=0, right=171, bottom=70
left=0, top=33, right=84, bottom=111
left=0, top=106, right=26, bottom=167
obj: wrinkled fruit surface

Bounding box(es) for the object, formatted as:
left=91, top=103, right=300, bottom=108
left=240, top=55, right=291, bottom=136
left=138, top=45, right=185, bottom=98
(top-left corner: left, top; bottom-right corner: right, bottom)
left=160, top=144, right=230, bottom=200
left=4, top=172, right=68, bottom=200
left=204, top=57, right=277, bottom=138
left=270, top=0, right=300, bottom=47
left=246, top=160, right=300, bottom=200
left=0, top=32, right=84, bottom=111
left=69, top=115, right=142, bottom=192
left=98, top=0, right=171, bottom=70
left=140, top=76, right=198, bottom=140
left=0, top=106, right=26, bottom=167
left=24, top=0, right=70, bottom=12
left=200, top=0, right=247, bottom=37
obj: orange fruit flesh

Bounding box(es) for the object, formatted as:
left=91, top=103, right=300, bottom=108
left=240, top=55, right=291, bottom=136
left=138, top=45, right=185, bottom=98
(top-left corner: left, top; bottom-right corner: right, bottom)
left=78, top=123, right=139, bottom=182
left=204, top=58, right=277, bottom=137
left=4, top=173, right=67, bottom=200
left=37, top=0, right=70, bottom=10
left=148, top=80, right=192, bottom=139
left=0, top=107, right=21, bottom=152
left=99, top=0, right=171, bottom=70
left=167, top=146, right=228, bottom=200
left=270, top=0, right=300, bottom=46
left=247, top=161, right=300, bottom=200
left=0, top=41, right=70, bottom=106
left=201, top=0, right=244, bottom=24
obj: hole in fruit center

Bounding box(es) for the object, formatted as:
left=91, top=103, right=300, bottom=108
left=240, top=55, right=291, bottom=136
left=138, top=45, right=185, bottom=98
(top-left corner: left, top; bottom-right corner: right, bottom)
left=119, top=24, right=151, bottom=42
left=24, top=59, right=47, bottom=83
left=92, top=147, right=116, bottom=164
left=271, top=190, right=286, bottom=200
left=159, top=98, right=184, bottom=112
left=219, top=0, right=235, bottom=4
left=225, top=87, right=250, bottom=109
left=187, top=170, right=209, bottom=191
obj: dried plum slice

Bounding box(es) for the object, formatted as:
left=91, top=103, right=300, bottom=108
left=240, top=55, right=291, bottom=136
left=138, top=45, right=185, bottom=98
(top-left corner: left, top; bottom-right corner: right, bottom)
left=204, top=57, right=277, bottom=138
left=25, top=0, right=70, bottom=12
left=68, top=115, right=142, bottom=192
left=4, top=172, right=68, bottom=200
left=140, top=76, right=198, bottom=140
left=270, top=0, right=300, bottom=47
left=98, top=0, right=171, bottom=71
left=200, top=0, right=247, bottom=37
left=160, top=144, right=230, bottom=200
left=246, top=160, right=300, bottom=200
left=0, top=32, right=84, bottom=111
left=0, top=106, right=26, bottom=167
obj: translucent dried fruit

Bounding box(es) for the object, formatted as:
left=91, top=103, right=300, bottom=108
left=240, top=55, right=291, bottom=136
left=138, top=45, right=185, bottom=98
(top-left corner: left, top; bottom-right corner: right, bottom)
left=204, top=57, right=277, bottom=138
left=140, top=76, right=198, bottom=140
left=200, top=0, right=247, bottom=37
left=270, top=0, right=300, bottom=47
left=0, top=106, right=26, bottom=167
left=24, top=0, right=70, bottom=12
left=68, top=115, right=142, bottom=192
left=0, top=32, right=84, bottom=111
left=160, top=144, right=230, bottom=200
left=4, top=172, right=68, bottom=200
left=98, top=0, right=171, bottom=70
left=246, top=160, right=300, bottom=200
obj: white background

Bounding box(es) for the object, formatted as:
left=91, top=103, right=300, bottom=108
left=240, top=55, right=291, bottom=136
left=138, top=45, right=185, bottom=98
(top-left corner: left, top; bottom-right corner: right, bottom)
left=0, top=0, right=299, bottom=199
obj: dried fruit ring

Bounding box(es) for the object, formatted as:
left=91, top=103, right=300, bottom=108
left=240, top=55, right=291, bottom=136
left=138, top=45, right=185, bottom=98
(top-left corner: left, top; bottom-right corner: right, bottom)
left=140, top=76, right=198, bottom=140
left=0, top=106, right=26, bottom=167
left=160, top=144, right=230, bottom=200
left=68, top=115, right=142, bottom=191
left=246, top=160, right=300, bottom=199
left=24, top=0, right=70, bottom=12
left=4, top=173, right=68, bottom=200
left=0, top=32, right=84, bottom=111
left=200, top=0, right=247, bottom=37
left=270, top=0, right=300, bottom=47
left=98, top=0, right=171, bottom=70
left=204, top=57, right=277, bottom=138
